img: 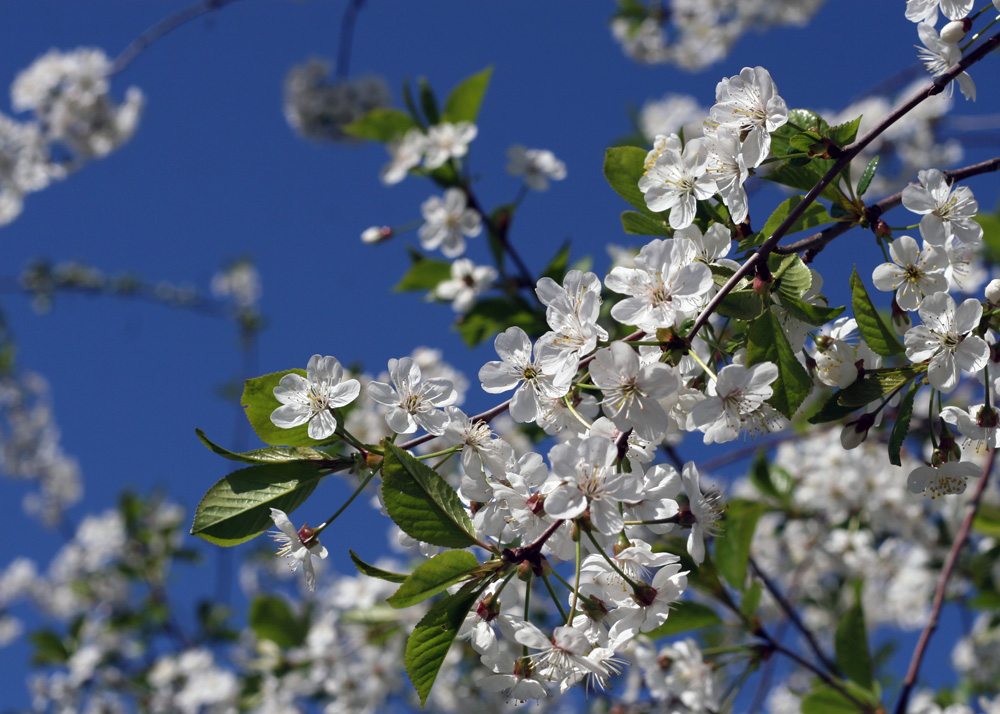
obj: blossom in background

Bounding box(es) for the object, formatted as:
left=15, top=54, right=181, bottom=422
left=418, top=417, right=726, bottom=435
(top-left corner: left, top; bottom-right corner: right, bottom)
left=268, top=508, right=328, bottom=591
left=907, top=460, right=982, bottom=497
left=679, top=462, right=722, bottom=564
left=380, top=128, right=427, bottom=185
left=709, top=65, right=788, bottom=168
left=367, top=357, right=457, bottom=435
left=283, top=58, right=389, bottom=142
left=423, top=121, right=477, bottom=169
left=270, top=355, right=361, bottom=439
left=506, top=145, right=567, bottom=191
left=210, top=259, right=261, bottom=311
left=638, top=134, right=716, bottom=229
left=871, top=235, right=948, bottom=311
left=905, top=0, right=974, bottom=23
left=902, top=168, right=983, bottom=245
left=940, top=404, right=1000, bottom=454
left=417, top=188, right=482, bottom=257
left=637, top=93, right=706, bottom=144
left=433, top=258, right=497, bottom=312
left=904, top=292, right=989, bottom=392
left=917, top=22, right=975, bottom=101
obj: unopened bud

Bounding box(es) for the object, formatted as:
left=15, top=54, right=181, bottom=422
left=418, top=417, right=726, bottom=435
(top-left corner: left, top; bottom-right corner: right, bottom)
left=631, top=581, right=658, bottom=607
left=986, top=279, right=1000, bottom=305
left=361, top=225, right=393, bottom=244
left=753, top=263, right=772, bottom=295
left=874, top=219, right=892, bottom=240
left=841, top=413, right=875, bottom=450
left=476, top=593, right=501, bottom=622
left=580, top=594, right=610, bottom=622
left=516, top=561, right=534, bottom=582
left=940, top=18, right=972, bottom=43
left=891, top=298, right=911, bottom=336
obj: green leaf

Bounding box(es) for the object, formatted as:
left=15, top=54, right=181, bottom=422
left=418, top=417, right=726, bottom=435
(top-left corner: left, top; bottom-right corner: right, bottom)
left=770, top=109, right=829, bottom=157
left=621, top=210, right=670, bottom=236
left=381, top=443, right=478, bottom=549
left=801, top=685, right=866, bottom=714
left=837, top=366, right=923, bottom=407
left=769, top=253, right=813, bottom=300
left=190, top=463, right=324, bottom=546
left=342, top=108, right=417, bottom=142
left=418, top=77, right=439, bottom=125
left=978, top=211, right=1000, bottom=264
left=405, top=582, right=480, bottom=706
left=974, top=503, right=1000, bottom=537
left=349, top=549, right=408, bottom=584
left=442, top=66, right=493, bottom=124
left=888, top=381, right=918, bottom=466
left=747, top=310, right=813, bottom=419
left=749, top=449, right=792, bottom=503
left=835, top=591, right=874, bottom=689
left=741, top=580, right=763, bottom=619
left=242, top=370, right=334, bottom=447
left=826, top=115, right=862, bottom=147
left=788, top=130, right=824, bottom=152
left=30, top=630, right=70, bottom=665
left=761, top=196, right=834, bottom=241
left=603, top=146, right=659, bottom=218
left=195, top=428, right=330, bottom=465
left=808, top=391, right=861, bottom=424
left=388, top=550, right=481, bottom=609
left=850, top=267, right=905, bottom=357
left=715, top=289, right=766, bottom=321
left=858, top=156, right=879, bottom=197
left=714, top=500, right=765, bottom=590
left=540, top=240, right=572, bottom=283
left=635, top=601, right=723, bottom=639
left=763, top=164, right=846, bottom=206
left=249, top=595, right=308, bottom=648
left=455, top=296, right=547, bottom=347
left=395, top=255, right=453, bottom=292
left=778, top=296, right=845, bottom=326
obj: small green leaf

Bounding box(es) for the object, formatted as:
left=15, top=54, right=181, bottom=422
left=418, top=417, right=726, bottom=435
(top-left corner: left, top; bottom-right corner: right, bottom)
left=442, top=66, right=493, bottom=124
left=788, top=130, right=824, bottom=152
left=350, top=549, right=408, bottom=584
left=418, top=77, right=439, bottom=125
left=741, top=580, right=763, bottom=619
left=603, top=146, right=659, bottom=218
left=641, top=600, right=724, bottom=639
left=195, top=428, right=330, bottom=465
left=190, top=463, right=324, bottom=546
left=621, top=210, right=670, bottom=236
left=769, top=253, right=813, bottom=300
left=540, top=240, right=572, bottom=283
left=747, top=310, right=813, bottom=419
left=778, top=296, right=845, bottom=326
left=888, top=381, right=918, bottom=466
left=850, top=267, right=905, bottom=357
left=395, top=255, right=453, bottom=292
left=249, top=595, right=308, bottom=648
left=342, top=108, right=417, bottom=142
left=388, top=550, right=481, bottom=609
left=801, top=685, right=866, bottom=714
left=826, top=115, right=862, bottom=147
left=978, top=211, right=1000, bottom=265
left=770, top=109, right=829, bottom=157
left=381, top=443, right=478, bottom=549
left=30, top=630, right=70, bottom=665
left=714, top=500, right=765, bottom=590
left=455, top=297, right=547, bottom=347
left=405, top=583, right=480, bottom=706
left=808, top=391, right=861, bottom=424
left=761, top=196, right=834, bottom=241
left=835, top=590, right=874, bottom=689
left=763, top=163, right=846, bottom=206
left=715, top=289, right=766, bottom=321
left=858, top=156, right=879, bottom=197
left=749, top=449, right=792, bottom=503
left=837, top=366, right=923, bottom=407
left=242, top=370, right=334, bottom=447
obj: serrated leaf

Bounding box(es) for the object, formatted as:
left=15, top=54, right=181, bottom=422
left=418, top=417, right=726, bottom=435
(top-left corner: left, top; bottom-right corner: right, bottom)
left=978, top=212, right=1000, bottom=265
left=442, top=66, right=492, bottom=124
left=837, top=366, right=923, bottom=407
left=455, top=296, right=546, bottom=347
left=395, top=256, right=453, bottom=292
left=778, top=295, right=845, bottom=326
left=641, top=601, right=724, bottom=639
left=788, top=130, right=824, bottom=152
left=769, top=253, right=813, bottom=300
left=387, top=550, right=481, bottom=609
left=342, top=108, right=417, bottom=142
left=835, top=592, right=874, bottom=689
left=888, top=381, right=918, bottom=466
left=242, top=370, right=335, bottom=447
left=747, top=310, right=813, bottom=419
left=826, top=115, right=862, bottom=147
left=405, top=583, right=480, bottom=706
left=770, top=109, right=829, bottom=157
left=249, top=595, right=308, bottom=648
left=763, top=164, right=846, bottom=205
left=195, top=428, right=330, bottom=465
left=850, top=267, right=905, bottom=357
left=715, top=289, right=766, bottom=321
left=714, top=500, right=765, bottom=590
left=190, top=463, right=324, bottom=546
left=418, top=77, right=439, bottom=125
left=381, top=443, right=478, bottom=549
left=761, top=196, right=834, bottom=241
left=350, top=550, right=408, bottom=583
left=603, top=146, right=660, bottom=218
left=621, top=210, right=670, bottom=236
left=858, top=156, right=879, bottom=197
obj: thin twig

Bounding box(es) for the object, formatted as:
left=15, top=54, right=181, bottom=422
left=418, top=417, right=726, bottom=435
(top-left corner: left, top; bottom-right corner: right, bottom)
left=336, top=0, right=366, bottom=79
left=893, top=447, right=997, bottom=714
left=110, top=0, right=245, bottom=75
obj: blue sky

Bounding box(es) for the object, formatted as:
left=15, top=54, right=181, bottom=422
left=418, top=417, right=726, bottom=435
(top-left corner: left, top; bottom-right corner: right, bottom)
left=1, top=0, right=999, bottom=707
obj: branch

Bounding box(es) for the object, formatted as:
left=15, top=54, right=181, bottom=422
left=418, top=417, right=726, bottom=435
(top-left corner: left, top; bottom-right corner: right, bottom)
left=336, top=0, right=367, bottom=80
left=893, top=447, right=997, bottom=714
left=110, top=0, right=245, bottom=75
left=687, top=30, right=1000, bottom=342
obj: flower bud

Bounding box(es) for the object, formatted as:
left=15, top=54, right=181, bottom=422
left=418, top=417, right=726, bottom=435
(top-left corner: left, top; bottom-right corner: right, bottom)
left=361, top=225, right=393, bottom=244
left=986, top=279, right=1000, bottom=305
left=841, top=413, right=875, bottom=450
left=891, top=298, right=911, bottom=336
left=940, top=18, right=971, bottom=43
left=631, top=581, right=658, bottom=607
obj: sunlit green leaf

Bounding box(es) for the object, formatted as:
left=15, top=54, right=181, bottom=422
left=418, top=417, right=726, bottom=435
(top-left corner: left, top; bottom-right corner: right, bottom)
left=388, top=550, right=481, bottom=609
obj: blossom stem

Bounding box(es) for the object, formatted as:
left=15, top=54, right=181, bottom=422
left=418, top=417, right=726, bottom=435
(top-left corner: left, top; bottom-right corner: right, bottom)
left=583, top=527, right=640, bottom=591
left=963, top=14, right=1000, bottom=52
left=316, top=469, right=377, bottom=534
left=415, top=446, right=462, bottom=461
left=687, top=349, right=718, bottom=383
left=567, top=537, right=582, bottom=625
left=622, top=515, right=681, bottom=526
left=562, top=394, right=594, bottom=431
left=541, top=572, right=569, bottom=623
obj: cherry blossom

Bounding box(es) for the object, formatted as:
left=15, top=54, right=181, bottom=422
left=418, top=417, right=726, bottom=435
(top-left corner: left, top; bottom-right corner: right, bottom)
left=366, top=357, right=457, bottom=435
left=638, top=134, right=717, bottom=229
left=270, top=355, right=361, bottom=440
left=903, top=292, right=989, bottom=392
left=902, top=168, right=983, bottom=246
left=708, top=65, right=788, bottom=168
left=418, top=187, right=483, bottom=258
left=268, top=508, right=328, bottom=591
left=871, top=235, right=948, bottom=311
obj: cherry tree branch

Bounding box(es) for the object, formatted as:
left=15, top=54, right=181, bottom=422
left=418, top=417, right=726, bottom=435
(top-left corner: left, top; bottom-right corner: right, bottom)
left=335, top=0, right=366, bottom=80
left=893, top=447, right=997, bottom=714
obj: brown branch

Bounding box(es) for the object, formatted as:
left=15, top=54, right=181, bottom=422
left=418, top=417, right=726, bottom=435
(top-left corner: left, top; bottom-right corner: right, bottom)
left=893, top=447, right=997, bottom=714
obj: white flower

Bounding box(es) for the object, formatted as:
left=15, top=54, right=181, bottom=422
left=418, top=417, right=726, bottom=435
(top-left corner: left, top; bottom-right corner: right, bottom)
left=604, top=238, right=714, bottom=331
left=638, top=93, right=706, bottom=144
left=211, top=259, right=260, bottom=310
left=282, top=61, right=390, bottom=142
left=702, top=125, right=750, bottom=222
left=904, top=292, right=989, bottom=392
left=479, top=326, right=577, bottom=424
left=442, top=406, right=513, bottom=482
left=380, top=128, right=427, bottom=185
left=638, top=134, right=717, bottom=229
left=679, top=462, right=722, bottom=565
left=513, top=623, right=606, bottom=691
left=708, top=66, right=788, bottom=168
left=418, top=188, right=482, bottom=258
left=506, top=145, right=567, bottom=191
left=691, top=362, right=784, bottom=444
left=871, top=235, right=948, bottom=311
left=905, top=0, right=974, bottom=23
left=270, top=355, right=361, bottom=440
left=367, top=357, right=457, bottom=435
left=608, top=561, right=689, bottom=639
left=917, top=22, right=975, bottom=101
left=535, top=270, right=608, bottom=358
left=433, top=258, right=496, bottom=313
left=589, top=341, right=675, bottom=442
left=268, top=508, right=328, bottom=591
left=902, top=168, right=982, bottom=245
left=940, top=404, right=1000, bottom=454
left=986, top=279, right=1000, bottom=304
left=907, top=460, right=982, bottom=498
left=423, top=121, right=477, bottom=169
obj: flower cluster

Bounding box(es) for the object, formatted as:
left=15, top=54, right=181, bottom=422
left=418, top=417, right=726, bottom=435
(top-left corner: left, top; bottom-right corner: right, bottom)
left=283, top=58, right=390, bottom=142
